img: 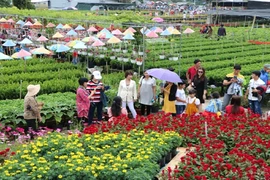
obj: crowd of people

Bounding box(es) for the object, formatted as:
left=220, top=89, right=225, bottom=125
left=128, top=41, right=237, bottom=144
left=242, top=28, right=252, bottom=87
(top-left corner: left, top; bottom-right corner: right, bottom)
left=23, top=60, right=270, bottom=135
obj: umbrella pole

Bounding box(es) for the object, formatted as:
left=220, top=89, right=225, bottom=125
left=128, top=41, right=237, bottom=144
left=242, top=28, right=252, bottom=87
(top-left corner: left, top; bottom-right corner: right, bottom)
left=20, top=80, right=22, bottom=99
left=178, top=33, right=182, bottom=76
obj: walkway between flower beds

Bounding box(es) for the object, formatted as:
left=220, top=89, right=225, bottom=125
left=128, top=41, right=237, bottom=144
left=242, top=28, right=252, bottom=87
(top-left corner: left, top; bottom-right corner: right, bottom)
left=157, top=147, right=195, bottom=179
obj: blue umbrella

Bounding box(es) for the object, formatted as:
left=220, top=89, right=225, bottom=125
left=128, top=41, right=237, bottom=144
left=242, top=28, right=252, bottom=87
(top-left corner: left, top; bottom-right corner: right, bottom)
left=100, top=28, right=110, bottom=34
left=75, top=25, right=85, bottom=31
left=73, top=42, right=87, bottom=49
left=56, top=23, right=63, bottom=29
left=150, top=27, right=157, bottom=31
left=56, top=44, right=70, bottom=52
left=0, top=52, right=13, bottom=60
left=140, top=28, right=150, bottom=35
left=123, top=34, right=135, bottom=40
left=3, top=40, right=16, bottom=47
left=16, top=20, right=24, bottom=25
left=66, top=29, right=78, bottom=36
left=49, top=44, right=60, bottom=51
left=19, top=38, right=33, bottom=44
left=160, top=29, right=172, bottom=36
left=105, top=32, right=113, bottom=39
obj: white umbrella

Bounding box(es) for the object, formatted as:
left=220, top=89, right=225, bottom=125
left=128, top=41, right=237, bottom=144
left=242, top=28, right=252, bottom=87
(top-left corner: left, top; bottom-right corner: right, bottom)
left=19, top=38, right=33, bottom=44
left=0, top=52, right=13, bottom=60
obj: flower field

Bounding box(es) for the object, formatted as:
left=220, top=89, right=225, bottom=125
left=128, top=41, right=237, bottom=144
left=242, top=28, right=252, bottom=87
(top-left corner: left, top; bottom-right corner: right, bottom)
left=0, top=130, right=182, bottom=179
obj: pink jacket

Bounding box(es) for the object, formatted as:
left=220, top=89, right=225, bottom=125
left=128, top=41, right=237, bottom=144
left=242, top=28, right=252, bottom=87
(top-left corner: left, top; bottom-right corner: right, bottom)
left=107, top=107, right=128, bottom=122
left=76, top=87, right=90, bottom=118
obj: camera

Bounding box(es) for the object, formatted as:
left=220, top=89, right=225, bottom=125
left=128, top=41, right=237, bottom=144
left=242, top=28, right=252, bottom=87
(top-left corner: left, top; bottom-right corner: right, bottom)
left=251, top=87, right=258, bottom=97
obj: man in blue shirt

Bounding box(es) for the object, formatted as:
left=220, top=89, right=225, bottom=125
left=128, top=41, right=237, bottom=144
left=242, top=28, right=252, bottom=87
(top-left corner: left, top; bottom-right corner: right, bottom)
left=260, top=64, right=270, bottom=85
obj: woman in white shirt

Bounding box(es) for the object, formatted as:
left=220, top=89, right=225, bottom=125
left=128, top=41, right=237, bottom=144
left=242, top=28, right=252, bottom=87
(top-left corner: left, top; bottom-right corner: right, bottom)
left=117, top=70, right=137, bottom=119
left=138, top=71, right=156, bottom=116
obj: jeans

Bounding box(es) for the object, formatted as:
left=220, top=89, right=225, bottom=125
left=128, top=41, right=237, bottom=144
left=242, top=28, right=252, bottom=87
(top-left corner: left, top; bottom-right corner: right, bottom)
left=140, top=104, right=151, bottom=116
left=248, top=100, right=262, bottom=116
left=222, top=93, right=233, bottom=112
left=25, top=119, right=38, bottom=132
left=72, top=57, right=78, bottom=64
left=122, top=101, right=137, bottom=119
left=88, top=102, right=103, bottom=125
left=176, top=105, right=186, bottom=115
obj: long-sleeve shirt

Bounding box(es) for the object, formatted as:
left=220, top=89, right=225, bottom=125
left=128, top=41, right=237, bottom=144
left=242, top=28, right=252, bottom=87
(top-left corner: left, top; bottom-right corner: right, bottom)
left=24, top=96, right=40, bottom=120
left=117, top=80, right=137, bottom=102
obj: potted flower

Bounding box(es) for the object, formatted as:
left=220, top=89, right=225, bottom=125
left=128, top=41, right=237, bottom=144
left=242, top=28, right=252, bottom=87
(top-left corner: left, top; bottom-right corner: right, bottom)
left=123, top=54, right=129, bottom=62
left=130, top=55, right=136, bottom=64
left=132, top=47, right=137, bottom=55
left=110, top=52, right=116, bottom=60
left=159, top=51, right=165, bottom=59
left=82, top=50, right=87, bottom=56
left=88, top=50, right=93, bottom=56
left=173, top=54, right=179, bottom=61
left=117, top=55, right=123, bottom=62
left=168, top=54, right=173, bottom=61
left=138, top=45, right=144, bottom=55
left=136, top=57, right=143, bottom=66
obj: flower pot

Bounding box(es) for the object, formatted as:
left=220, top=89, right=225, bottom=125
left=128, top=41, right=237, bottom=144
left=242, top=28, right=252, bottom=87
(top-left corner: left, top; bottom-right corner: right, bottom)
left=117, top=57, right=123, bottom=61
left=136, top=61, right=142, bottom=66
left=165, top=152, right=172, bottom=163
left=169, top=57, right=173, bottom=61
left=103, top=47, right=107, bottom=51
left=99, top=54, right=105, bottom=58
left=130, top=59, right=136, bottom=64
left=88, top=53, right=93, bottom=56
left=82, top=52, right=87, bottom=55
left=132, top=51, right=137, bottom=55
left=138, top=52, right=144, bottom=55
left=159, top=55, right=165, bottom=59
left=173, top=57, right=178, bottom=61
left=123, top=50, right=128, bottom=53
left=78, top=51, right=82, bottom=55
left=110, top=56, right=116, bottom=60
left=112, top=49, right=116, bottom=52
left=159, top=156, right=166, bottom=168
left=123, top=58, right=129, bottom=62
left=171, top=147, right=177, bottom=157
left=116, top=49, right=121, bottom=52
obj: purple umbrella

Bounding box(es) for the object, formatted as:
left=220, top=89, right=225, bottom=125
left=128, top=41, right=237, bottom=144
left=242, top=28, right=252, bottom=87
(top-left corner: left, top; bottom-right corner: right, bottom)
left=147, top=68, right=182, bottom=83
left=152, top=17, right=164, bottom=23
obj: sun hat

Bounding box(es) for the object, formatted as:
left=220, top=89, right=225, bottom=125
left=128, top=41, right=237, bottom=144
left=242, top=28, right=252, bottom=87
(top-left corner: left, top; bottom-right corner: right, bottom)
left=264, top=64, right=270, bottom=69
left=26, top=84, right=40, bottom=97
left=92, top=71, right=102, bottom=80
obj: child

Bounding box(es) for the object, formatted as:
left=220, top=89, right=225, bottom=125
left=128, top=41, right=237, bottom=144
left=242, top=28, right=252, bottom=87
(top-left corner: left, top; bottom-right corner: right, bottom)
left=203, top=92, right=222, bottom=117
left=107, top=96, right=128, bottom=122
left=185, top=89, right=200, bottom=116
left=175, top=82, right=186, bottom=116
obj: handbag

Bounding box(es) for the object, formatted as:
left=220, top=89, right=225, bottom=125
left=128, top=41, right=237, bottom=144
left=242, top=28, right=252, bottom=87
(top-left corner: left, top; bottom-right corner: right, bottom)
left=213, top=100, right=221, bottom=117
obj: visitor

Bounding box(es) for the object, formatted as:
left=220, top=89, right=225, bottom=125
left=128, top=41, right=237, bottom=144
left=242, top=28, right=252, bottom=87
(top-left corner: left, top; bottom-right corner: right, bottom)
left=191, top=67, right=208, bottom=112
left=76, top=78, right=96, bottom=123
left=207, top=26, right=213, bottom=38
left=117, top=70, right=137, bottom=119
left=138, top=70, right=156, bottom=116
left=72, top=50, right=78, bottom=65
left=260, top=64, right=270, bottom=86
left=217, top=24, right=226, bottom=36
left=225, top=95, right=245, bottom=116
left=203, top=92, right=222, bottom=117
left=107, top=96, right=128, bottom=122
left=244, top=71, right=265, bottom=116
left=186, top=59, right=201, bottom=85
left=161, top=81, right=177, bottom=115
left=222, top=64, right=245, bottom=112
left=175, top=82, right=186, bottom=116
left=14, top=44, right=21, bottom=53
left=185, top=88, right=200, bottom=116
left=23, top=84, right=42, bottom=134
left=87, top=70, right=104, bottom=125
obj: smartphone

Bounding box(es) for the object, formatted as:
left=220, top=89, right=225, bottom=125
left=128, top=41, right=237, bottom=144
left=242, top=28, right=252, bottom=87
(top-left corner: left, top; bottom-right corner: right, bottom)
left=234, top=76, right=237, bottom=79
left=160, top=83, right=164, bottom=88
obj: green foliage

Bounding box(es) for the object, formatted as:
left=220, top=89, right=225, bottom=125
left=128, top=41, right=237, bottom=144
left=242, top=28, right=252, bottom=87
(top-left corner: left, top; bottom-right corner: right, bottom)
left=0, top=0, right=11, bottom=7
left=12, top=0, right=35, bottom=10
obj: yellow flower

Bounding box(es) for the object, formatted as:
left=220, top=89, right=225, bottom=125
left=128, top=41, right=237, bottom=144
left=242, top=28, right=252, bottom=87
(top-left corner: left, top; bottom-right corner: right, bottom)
left=37, top=175, right=42, bottom=178
left=122, top=169, right=127, bottom=173
left=23, top=150, right=29, bottom=154
left=94, top=174, right=98, bottom=177
left=58, top=175, right=63, bottom=179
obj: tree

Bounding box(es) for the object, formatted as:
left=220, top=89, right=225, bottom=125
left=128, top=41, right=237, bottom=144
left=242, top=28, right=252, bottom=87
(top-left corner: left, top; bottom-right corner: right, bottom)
left=12, top=0, right=35, bottom=9
left=0, top=0, right=11, bottom=7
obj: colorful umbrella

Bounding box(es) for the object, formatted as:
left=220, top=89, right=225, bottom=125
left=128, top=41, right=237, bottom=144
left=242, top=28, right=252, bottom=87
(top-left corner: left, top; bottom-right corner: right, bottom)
left=127, top=27, right=136, bottom=33
left=24, top=21, right=33, bottom=27
left=167, top=27, right=174, bottom=33
left=87, top=26, right=98, bottom=32
left=46, top=23, right=56, bottom=28
left=7, top=19, right=15, bottom=24
left=52, top=32, right=64, bottom=39
left=56, top=23, right=63, bottom=29
left=105, top=32, right=113, bottom=39
left=49, top=44, right=61, bottom=51
left=17, top=49, right=32, bottom=58
left=66, top=30, right=78, bottom=36
left=62, top=24, right=72, bottom=29
left=92, top=40, right=105, bottom=47
left=146, top=31, right=159, bottom=38
left=16, top=20, right=25, bottom=25
left=3, top=40, right=16, bottom=47
left=82, top=36, right=97, bottom=43
left=37, top=36, right=48, bottom=42
left=66, top=40, right=80, bottom=47
left=152, top=17, right=164, bottom=23
left=140, top=27, right=150, bottom=35
left=0, top=52, right=12, bottom=60
left=33, top=21, right=42, bottom=26
left=112, top=29, right=123, bottom=35
left=12, top=52, right=32, bottom=60
left=123, top=29, right=134, bottom=35
left=147, top=68, right=182, bottom=83
left=154, top=27, right=163, bottom=33
left=160, top=29, right=172, bottom=36
left=107, top=36, right=121, bottom=44
left=97, top=32, right=106, bottom=39
left=100, top=28, right=110, bottom=34
left=73, top=42, right=87, bottom=49
left=171, top=29, right=181, bottom=35
left=183, top=28, right=195, bottom=34
left=123, top=34, right=135, bottom=40
left=0, top=18, right=7, bottom=23
left=56, top=44, right=70, bottom=52
left=75, top=25, right=85, bottom=31
left=31, top=47, right=51, bottom=55
left=19, top=38, right=33, bottom=44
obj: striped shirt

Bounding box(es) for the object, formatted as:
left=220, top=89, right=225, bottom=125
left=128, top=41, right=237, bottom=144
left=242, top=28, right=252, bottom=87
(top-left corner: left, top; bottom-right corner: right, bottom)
left=86, top=80, right=103, bottom=103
